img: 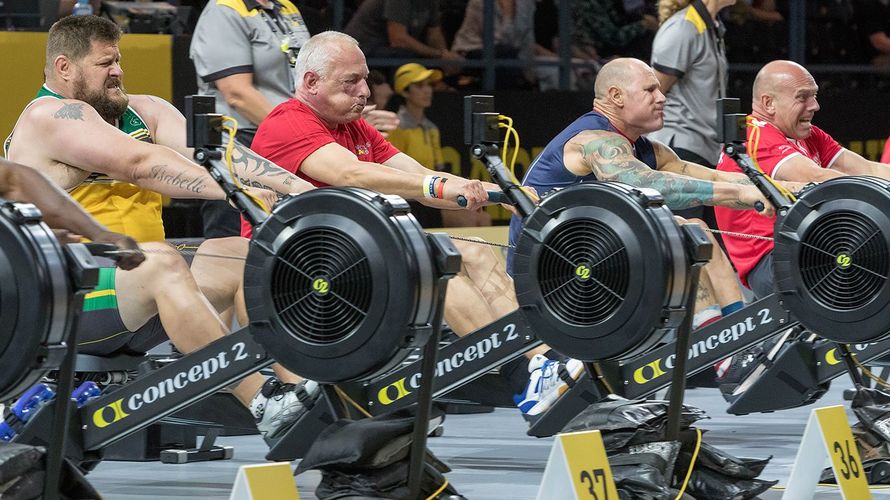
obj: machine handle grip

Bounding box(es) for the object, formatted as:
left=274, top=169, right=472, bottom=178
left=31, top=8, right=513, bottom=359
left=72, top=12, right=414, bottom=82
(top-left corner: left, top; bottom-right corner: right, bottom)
left=457, top=191, right=511, bottom=207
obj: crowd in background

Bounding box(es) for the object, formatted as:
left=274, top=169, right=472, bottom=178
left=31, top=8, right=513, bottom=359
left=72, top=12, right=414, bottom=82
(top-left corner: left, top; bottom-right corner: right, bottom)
left=6, top=0, right=890, bottom=232
left=37, top=1, right=890, bottom=88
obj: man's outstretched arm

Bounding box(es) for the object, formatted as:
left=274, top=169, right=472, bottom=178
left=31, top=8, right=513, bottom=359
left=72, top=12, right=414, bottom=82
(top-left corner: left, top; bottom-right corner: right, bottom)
left=564, top=130, right=771, bottom=213
left=141, top=95, right=315, bottom=196
left=0, top=158, right=143, bottom=269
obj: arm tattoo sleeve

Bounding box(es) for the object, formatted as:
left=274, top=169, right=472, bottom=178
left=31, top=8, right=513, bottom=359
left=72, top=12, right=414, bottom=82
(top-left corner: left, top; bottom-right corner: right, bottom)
left=577, top=135, right=718, bottom=210
left=54, top=103, right=85, bottom=121
left=230, top=142, right=299, bottom=193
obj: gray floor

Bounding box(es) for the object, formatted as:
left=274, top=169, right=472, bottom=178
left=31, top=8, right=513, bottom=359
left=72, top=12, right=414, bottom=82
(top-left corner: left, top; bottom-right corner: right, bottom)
left=84, top=380, right=890, bottom=499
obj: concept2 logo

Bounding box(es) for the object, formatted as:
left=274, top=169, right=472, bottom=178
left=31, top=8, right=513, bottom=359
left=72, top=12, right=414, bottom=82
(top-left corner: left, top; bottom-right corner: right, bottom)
left=376, top=324, right=522, bottom=405
left=90, top=342, right=250, bottom=429
left=632, top=308, right=775, bottom=385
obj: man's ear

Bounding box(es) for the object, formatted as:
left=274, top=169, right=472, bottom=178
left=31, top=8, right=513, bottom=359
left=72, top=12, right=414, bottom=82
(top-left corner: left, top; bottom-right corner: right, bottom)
left=608, top=86, right=623, bottom=107
left=760, top=93, right=775, bottom=115
left=304, top=71, right=321, bottom=95
left=54, top=55, right=74, bottom=82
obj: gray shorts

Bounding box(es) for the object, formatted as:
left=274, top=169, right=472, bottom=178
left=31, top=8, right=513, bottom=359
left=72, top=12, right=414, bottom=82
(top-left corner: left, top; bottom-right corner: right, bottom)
left=747, top=252, right=774, bottom=299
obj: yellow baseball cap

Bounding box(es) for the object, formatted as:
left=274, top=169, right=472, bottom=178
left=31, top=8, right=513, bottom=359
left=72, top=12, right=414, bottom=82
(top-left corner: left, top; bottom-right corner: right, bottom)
left=394, top=63, right=443, bottom=94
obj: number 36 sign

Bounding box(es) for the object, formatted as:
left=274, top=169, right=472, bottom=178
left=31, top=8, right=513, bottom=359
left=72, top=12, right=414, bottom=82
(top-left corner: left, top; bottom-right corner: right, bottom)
left=783, top=405, right=871, bottom=500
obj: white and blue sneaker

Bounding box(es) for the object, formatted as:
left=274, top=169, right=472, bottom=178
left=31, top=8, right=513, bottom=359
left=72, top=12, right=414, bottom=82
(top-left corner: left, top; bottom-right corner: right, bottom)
left=514, top=354, right=584, bottom=416
left=251, top=378, right=320, bottom=439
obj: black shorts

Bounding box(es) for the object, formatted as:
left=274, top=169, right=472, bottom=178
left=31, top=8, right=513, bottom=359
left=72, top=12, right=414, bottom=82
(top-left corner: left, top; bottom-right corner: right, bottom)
left=76, top=266, right=168, bottom=356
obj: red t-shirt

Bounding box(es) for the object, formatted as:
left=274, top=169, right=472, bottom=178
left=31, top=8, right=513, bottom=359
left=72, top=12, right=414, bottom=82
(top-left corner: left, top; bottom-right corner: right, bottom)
left=714, top=116, right=844, bottom=286
left=241, top=99, right=400, bottom=237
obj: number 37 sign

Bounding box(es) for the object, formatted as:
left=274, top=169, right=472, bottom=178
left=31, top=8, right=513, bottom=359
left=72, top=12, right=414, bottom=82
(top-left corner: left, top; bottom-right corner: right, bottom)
left=783, top=405, right=871, bottom=500
left=537, top=429, right=619, bottom=500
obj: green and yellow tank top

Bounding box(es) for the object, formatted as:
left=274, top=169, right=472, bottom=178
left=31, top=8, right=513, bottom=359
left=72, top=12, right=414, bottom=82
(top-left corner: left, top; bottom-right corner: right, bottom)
left=29, top=86, right=164, bottom=242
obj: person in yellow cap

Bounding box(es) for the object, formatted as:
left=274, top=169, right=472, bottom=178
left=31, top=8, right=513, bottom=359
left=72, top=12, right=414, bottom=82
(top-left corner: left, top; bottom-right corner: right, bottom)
left=387, top=63, right=491, bottom=227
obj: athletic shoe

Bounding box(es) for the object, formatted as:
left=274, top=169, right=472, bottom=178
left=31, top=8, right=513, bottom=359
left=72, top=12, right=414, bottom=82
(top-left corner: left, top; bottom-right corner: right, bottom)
left=719, top=327, right=799, bottom=400
left=251, top=377, right=320, bottom=439
left=514, top=354, right=584, bottom=416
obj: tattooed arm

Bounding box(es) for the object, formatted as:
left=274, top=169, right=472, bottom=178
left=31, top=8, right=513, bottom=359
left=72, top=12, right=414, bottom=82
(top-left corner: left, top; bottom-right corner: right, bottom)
left=31, top=99, right=227, bottom=199
left=135, top=95, right=313, bottom=196
left=227, top=142, right=314, bottom=195
left=651, top=141, right=808, bottom=194
left=651, top=141, right=752, bottom=184
left=563, top=130, right=772, bottom=212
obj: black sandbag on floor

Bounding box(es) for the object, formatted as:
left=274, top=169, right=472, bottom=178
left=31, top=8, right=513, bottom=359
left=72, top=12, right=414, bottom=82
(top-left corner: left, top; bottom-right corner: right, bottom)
left=296, top=410, right=461, bottom=499
left=0, top=443, right=42, bottom=485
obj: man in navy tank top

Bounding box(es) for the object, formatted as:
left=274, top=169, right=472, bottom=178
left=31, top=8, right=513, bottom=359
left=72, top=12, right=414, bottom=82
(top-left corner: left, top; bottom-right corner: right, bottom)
left=507, top=58, right=781, bottom=394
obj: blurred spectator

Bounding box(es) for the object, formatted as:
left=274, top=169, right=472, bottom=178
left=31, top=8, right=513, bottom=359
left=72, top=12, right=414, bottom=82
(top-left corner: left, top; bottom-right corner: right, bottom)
left=805, top=0, right=863, bottom=64
left=451, top=0, right=556, bottom=89
left=732, top=0, right=782, bottom=23
left=883, top=136, right=890, bottom=164
left=574, top=0, right=659, bottom=61
left=855, top=0, right=890, bottom=66
left=648, top=0, right=734, bottom=226
left=59, top=0, right=102, bottom=17
left=368, top=70, right=395, bottom=111
left=724, top=0, right=786, bottom=62
left=189, top=0, right=312, bottom=237
left=388, top=63, right=491, bottom=227
left=344, top=0, right=463, bottom=62
left=292, top=0, right=361, bottom=32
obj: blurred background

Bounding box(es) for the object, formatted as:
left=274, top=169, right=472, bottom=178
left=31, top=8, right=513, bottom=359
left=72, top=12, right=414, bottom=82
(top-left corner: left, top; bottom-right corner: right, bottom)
left=1, top=0, right=887, bottom=235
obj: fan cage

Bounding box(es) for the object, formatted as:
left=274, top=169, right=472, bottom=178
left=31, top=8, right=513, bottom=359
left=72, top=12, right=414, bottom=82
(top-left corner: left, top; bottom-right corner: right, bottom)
left=537, top=218, right=630, bottom=326
left=799, top=209, right=890, bottom=311
left=271, top=227, right=373, bottom=344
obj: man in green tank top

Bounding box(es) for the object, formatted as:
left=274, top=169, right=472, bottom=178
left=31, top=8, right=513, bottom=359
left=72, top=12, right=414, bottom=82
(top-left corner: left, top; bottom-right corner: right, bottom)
left=4, top=15, right=319, bottom=439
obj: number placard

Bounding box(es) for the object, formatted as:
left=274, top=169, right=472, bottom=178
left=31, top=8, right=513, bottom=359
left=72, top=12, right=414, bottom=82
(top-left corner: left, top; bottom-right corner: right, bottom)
left=782, top=405, right=871, bottom=500
left=537, top=429, right=618, bottom=500
left=229, top=462, right=300, bottom=500
left=816, top=406, right=869, bottom=499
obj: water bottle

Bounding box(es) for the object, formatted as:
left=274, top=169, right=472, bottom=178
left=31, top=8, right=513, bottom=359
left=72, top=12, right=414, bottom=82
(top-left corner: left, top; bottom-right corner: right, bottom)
left=72, top=0, right=94, bottom=16
left=0, top=384, right=56, bottom=442
left=0, top=382, right=100, bottom=442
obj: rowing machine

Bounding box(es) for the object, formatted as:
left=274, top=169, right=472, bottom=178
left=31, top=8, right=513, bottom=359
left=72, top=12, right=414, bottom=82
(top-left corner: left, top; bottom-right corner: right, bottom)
left=267, top=95, right=712, bottom=458
left=12, top=98, right=457, bottom=500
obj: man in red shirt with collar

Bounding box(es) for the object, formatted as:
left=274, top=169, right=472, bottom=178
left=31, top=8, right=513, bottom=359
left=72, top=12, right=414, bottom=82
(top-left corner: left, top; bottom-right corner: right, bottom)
left=716, top=60, right=890, bottom=298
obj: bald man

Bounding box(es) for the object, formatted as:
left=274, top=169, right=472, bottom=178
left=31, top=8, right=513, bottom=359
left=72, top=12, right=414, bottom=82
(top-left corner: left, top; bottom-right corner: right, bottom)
left=507, top=57, right=775, bottom=386
left=715, top=60, right=890, bottom=298
left=509, top=57, right=768, bottom=313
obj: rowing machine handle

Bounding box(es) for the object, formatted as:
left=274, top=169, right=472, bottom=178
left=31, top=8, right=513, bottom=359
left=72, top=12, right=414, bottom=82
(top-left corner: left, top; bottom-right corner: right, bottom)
left=725, top=142, right=793, bottom=215
left=457, top=191, right=510, bottom=207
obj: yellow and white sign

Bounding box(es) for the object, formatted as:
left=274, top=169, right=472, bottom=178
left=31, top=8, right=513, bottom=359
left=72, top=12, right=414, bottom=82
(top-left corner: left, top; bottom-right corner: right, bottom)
left=782, top=405, right=871, bottom=500
left=537, top=429, right=619, bottom=500
left=229, top=462, right=300, bottom=500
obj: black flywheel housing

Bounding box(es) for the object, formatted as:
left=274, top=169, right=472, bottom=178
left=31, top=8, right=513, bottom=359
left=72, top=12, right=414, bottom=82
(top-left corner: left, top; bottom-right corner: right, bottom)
left=243, top=188, right=439, bottom=383
left=774, top=176, right=890, bottom=343
left=512, top=182, right=690, bottom=361
left=0, top=200, right=74, bottom=401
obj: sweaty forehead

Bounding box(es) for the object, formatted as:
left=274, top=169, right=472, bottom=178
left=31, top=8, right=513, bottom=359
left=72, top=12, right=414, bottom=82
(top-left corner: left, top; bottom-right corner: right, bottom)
left=780, top=73, right=817, bottom=95
left=328, top=45, right=367, bottom=75
left=633, top=67, right=658, bottom=90
left=87, top=40, right=120, bottom=59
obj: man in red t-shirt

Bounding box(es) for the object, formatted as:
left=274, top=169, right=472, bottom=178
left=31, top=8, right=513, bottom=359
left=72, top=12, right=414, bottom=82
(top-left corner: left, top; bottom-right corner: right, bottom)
left=248, top=31, right=589, bottom=415
left=250, top=31, right=529, bottom=342
left=245, top=34, right=488, bottom=239
left=716, top=60, right=890, bottom=298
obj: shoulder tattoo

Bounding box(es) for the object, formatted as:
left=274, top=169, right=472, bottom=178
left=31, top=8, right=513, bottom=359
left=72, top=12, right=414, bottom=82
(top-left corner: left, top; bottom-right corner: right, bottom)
left=54, top=103, right=85, bottom=121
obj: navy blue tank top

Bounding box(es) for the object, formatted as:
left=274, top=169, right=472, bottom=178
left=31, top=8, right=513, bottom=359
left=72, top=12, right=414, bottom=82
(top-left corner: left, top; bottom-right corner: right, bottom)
left=506, top=110, right=657, bottom=273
